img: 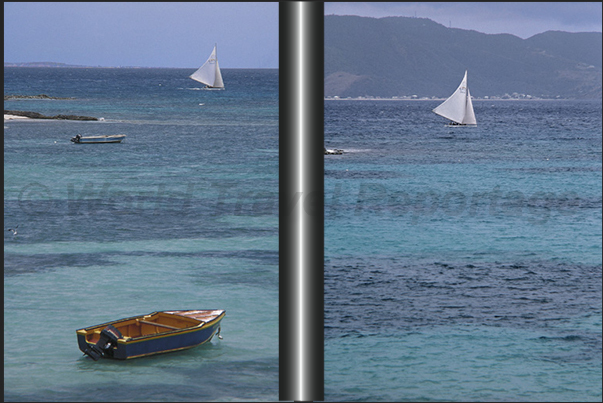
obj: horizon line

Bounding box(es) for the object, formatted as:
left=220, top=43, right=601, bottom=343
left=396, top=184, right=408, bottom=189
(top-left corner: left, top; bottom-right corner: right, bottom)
left=3, top=62, right=279, bottom=69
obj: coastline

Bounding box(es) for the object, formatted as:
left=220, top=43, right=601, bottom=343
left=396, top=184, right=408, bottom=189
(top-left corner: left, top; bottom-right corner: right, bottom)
left=4, top=110, right=98, bottom=121
left=4, top=114, right=31, bottom=121
left=323, top=97, right=596, bottom=102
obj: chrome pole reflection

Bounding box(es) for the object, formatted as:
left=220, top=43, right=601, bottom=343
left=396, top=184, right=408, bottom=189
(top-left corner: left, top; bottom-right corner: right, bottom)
left=279, top=2, right=324, bottom=401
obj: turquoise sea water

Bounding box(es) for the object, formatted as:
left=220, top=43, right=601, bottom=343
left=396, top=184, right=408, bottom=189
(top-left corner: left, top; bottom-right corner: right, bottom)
left=4, top=67, right=602, bottom=402
left=4, top=68, right=278, bottom=401
left=324, top=99, right=602, bottom=401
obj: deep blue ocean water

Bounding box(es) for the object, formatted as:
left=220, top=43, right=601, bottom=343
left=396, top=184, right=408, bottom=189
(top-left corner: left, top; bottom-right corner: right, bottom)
left=324, top=99, right=602, bottom=401
left=4, top=67, right=278, bottom=401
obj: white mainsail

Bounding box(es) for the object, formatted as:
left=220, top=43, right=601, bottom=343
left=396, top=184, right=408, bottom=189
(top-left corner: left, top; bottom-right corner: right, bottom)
left=433, top=70, right=476, bottom=125
left=190, top=44, right=224, bottom=89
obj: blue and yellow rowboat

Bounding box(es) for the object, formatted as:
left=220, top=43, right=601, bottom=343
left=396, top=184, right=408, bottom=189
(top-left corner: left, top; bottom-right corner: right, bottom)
left=76, top=310, right=225, bottom=360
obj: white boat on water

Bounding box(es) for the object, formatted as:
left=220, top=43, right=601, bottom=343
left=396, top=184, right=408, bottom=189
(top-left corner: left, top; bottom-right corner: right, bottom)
left=190, top=44, right=224, bottom=90
left=71, top=134, right=126, bottom=144
left=324, top=147, right=343, bottom=155
left=432, top=70, right=476, bottom=126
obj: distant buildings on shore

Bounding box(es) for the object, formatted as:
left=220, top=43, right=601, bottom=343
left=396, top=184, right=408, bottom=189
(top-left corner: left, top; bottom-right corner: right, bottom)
left=325, top=92, right=564, bottom=101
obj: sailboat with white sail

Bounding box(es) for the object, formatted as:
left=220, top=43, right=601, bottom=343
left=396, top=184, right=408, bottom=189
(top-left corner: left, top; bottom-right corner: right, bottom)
left=190, top=44, right=224, bottom=90
left=432, top=70, right=476, bottom=126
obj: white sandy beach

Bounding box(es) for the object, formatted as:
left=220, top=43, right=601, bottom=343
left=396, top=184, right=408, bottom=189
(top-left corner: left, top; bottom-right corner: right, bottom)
left=4, top=114, right=32, bottom=121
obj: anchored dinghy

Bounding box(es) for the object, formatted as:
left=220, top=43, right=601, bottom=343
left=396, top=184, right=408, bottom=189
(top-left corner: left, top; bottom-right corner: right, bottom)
left=77, top=310, right=225, bottom=360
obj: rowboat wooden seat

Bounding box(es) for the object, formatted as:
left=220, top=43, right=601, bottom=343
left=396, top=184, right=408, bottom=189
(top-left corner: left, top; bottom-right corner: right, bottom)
left=137, top=319, right=181, bottom=330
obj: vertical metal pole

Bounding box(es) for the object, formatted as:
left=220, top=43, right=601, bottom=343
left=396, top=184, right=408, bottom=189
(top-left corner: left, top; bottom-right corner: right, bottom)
left=279, top=2, right=324, bottom=402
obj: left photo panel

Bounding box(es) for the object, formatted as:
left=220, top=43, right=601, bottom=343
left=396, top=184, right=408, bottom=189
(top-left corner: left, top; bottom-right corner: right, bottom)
left=4, top=2, right=279, bottom=401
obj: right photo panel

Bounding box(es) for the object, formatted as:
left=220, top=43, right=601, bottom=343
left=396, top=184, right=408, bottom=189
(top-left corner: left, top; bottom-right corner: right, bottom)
left=323, top=3, right=602, bottom=401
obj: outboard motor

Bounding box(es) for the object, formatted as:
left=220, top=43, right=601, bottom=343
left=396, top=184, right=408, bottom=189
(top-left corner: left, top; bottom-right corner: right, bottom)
left=70, top=134, right=82, bottom=143
left=83, top=325, right=122, bottom=361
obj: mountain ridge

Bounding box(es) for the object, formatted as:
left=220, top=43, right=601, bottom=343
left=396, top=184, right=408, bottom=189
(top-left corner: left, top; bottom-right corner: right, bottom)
left=325, top=15, right=602, bottom=99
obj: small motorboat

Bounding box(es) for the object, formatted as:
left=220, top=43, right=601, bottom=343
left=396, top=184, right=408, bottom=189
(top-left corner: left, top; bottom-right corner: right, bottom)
left=71, top=134, right=126, bottom=143
left=324, top=147, right=343, bottom=155
left=76, top=310, right=225, bottom=360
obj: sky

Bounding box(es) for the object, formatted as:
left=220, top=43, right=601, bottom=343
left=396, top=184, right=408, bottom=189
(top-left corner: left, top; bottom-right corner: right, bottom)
left=325, top=2, right=602, bottom=39
left=5, top=3, right=601, bottom=68
left=4, top=2, right=278, bottom=68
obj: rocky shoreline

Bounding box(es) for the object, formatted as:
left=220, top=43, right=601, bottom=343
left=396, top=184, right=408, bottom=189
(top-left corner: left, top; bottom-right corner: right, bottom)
left=4, top=94, right=75, bottom=100
left=5, top=93, right=96, bottom=120
left=4, top=94, right=97, bottom=120
left=4, top=110, right=98, bottom=121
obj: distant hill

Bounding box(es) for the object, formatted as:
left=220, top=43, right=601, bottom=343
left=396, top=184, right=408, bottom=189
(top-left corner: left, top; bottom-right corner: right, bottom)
left=325, top=15, right=602, bottom=99
left=4, top=62, right=90, bottom=68
left=3, top=62, right=146, bottom=68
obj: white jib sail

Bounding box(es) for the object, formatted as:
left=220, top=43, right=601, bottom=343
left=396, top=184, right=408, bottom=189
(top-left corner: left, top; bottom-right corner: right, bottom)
left=432, top=70, right=476, bottom=125
left=190, top=44, right=224, bottom=88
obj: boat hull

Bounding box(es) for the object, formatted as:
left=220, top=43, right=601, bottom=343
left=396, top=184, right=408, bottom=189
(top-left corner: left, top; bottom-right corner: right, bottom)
left=446, top=122, right=477, bottom=127
left=71, top=135, right=126, bottom=144
left=324, top=148, right=343, bottom=155
left=76, top=310, right=225, bottom=360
